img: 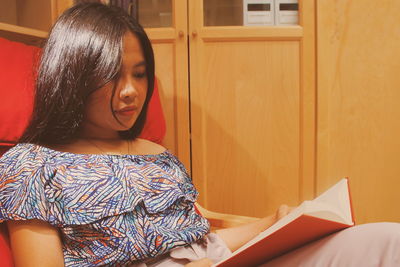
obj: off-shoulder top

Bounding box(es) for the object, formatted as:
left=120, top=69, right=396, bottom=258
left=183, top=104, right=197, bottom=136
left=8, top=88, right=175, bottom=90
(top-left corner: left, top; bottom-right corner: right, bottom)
left=0, top=143, right=210, bottom=266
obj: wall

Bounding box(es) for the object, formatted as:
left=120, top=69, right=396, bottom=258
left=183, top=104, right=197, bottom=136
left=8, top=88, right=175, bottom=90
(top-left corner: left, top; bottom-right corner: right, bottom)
left=317, top=0, right=400, bottom=223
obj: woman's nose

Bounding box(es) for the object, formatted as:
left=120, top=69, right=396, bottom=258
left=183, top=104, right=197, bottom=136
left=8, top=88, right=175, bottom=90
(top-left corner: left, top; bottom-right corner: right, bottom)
left=119, top=82, right=138, bottom=100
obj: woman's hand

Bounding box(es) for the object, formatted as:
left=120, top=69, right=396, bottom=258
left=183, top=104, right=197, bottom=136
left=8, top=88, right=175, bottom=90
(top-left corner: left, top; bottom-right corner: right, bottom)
left=184, top=258, right=213, bottom=267
left=215, top=204, right=297, bottom=252
left=274, top=204, right=295, bottom=222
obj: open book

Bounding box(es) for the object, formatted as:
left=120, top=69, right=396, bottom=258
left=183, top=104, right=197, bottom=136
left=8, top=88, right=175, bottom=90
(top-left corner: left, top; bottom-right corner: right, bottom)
left=214, top=178, right=355, bottom=267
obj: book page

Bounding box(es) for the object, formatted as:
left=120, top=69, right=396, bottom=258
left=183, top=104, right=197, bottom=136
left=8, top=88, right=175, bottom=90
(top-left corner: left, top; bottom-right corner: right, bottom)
left=306, top=178, right=353, bottom=225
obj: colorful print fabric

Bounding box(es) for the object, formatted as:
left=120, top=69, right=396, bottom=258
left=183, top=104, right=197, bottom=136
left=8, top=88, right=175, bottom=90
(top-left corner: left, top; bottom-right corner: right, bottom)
left=0, top=143, right=210, bottom=266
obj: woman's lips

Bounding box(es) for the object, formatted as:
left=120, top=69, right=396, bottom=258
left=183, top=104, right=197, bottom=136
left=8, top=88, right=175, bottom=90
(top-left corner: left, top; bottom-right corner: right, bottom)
left=116, top=107, right=137, bottom=116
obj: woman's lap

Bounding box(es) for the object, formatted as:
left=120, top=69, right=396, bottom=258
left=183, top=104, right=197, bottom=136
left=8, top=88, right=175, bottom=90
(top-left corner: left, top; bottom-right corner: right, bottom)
left=260, top=222, right=400, bottom=267
left=130, top=233, right=232, bottom=267
left=131, top=222, right=400, bottom=266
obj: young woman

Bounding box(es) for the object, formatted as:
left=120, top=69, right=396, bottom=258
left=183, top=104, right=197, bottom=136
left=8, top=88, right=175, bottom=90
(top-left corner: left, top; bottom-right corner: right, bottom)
left=0, top=3, right=399, bottom=267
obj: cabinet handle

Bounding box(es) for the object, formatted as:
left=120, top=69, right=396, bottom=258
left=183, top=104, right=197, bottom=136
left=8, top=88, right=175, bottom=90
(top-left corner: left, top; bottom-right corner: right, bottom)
left=192, top=31, right=198, bottom=38
left=178, top=30, right=184, bottom=38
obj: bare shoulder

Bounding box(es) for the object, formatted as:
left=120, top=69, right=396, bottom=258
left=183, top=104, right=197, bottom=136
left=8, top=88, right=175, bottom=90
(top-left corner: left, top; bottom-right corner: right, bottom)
left=134, top=138, right=166, bottom=155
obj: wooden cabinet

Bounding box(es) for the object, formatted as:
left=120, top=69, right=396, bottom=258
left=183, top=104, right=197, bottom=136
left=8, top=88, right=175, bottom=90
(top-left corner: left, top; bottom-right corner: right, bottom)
left=2, top=0, right=400, bottom=224
left=188, top=0, right=315, bottom=217
left=165, top=0, right=400, bottom=223
left=186, top=0, right=400, bottom=223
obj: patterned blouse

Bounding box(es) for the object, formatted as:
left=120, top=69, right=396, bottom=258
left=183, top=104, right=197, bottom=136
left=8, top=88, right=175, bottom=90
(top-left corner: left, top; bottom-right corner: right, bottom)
left=0, top=143, right=210, bottom=266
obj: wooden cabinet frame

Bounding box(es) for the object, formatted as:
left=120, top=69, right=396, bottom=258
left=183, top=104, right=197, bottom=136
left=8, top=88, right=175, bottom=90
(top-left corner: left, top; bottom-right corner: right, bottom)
left=188, top=0, right=316, bottom=216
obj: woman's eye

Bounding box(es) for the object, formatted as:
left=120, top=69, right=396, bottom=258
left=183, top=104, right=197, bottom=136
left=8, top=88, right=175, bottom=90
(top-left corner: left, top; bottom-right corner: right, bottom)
left=133, top=72, right=146, bottom=79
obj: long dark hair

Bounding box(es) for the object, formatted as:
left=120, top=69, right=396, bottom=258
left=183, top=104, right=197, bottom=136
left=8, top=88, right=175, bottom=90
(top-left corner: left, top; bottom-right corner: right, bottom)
left=20, top=3, right=155, bottom=145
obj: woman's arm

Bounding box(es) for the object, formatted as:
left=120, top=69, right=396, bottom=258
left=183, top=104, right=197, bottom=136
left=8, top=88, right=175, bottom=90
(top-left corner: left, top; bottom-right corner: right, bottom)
left=215, top=205, right=293, bottom=252
left=185, top=258, right=213, bottom=267
left=7, top=219, right=64, bottom=267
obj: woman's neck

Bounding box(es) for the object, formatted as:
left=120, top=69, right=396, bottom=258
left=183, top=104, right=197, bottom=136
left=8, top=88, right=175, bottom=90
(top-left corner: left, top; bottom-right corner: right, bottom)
left=47, top=137, right=135, bottom=155
left=81, top=138, right=132, bottom=155
left=79, top=129, right=121, bottom=140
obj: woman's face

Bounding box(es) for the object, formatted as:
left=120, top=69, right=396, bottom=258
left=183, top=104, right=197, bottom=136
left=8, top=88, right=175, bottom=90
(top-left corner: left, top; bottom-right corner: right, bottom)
left=81, top=31, right=148, bottom=139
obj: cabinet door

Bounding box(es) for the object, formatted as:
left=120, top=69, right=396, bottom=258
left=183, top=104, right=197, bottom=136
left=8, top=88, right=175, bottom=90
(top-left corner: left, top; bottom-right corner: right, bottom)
left=145, top=0, right=191, bottom=170
left=189, top=0, right=316, bottom=217
left=317, top=0, right=400, bottom=223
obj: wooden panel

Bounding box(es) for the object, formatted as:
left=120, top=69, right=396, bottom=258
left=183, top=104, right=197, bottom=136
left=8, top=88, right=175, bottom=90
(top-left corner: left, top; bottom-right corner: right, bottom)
left=152, top=43, right=175, bottom=151
left=16, top=0, right=52, bottom=31
left=52, top=0, right=74, bottom=22
left=151, top=41, right=191, bottom=171
left=317, top=1, right=400, bottom=223
left=298, top=0, right=316, bottom=201
left=146, top=0, right=191, bottom=172
left=200, top=26, right=303, bottom=41
left=0, top=22, right=47, bottom=46
left=191, top=40, right=301, bottom=217
left=0, top=0, right=17, bottom=25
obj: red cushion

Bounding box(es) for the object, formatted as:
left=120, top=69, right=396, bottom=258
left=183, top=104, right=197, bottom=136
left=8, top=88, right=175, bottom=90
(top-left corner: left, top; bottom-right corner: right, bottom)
left=0, top=37, right=166, bottom=155
left=0, top=37, right=39, bottom=145
left=0, top=225, right=13, bottom=267
left=139, top=78, right=166, bottom=144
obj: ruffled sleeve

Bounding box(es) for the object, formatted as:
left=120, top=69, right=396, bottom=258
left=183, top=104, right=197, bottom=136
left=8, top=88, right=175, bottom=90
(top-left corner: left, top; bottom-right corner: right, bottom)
left=0, top=144, right=63, bottom=227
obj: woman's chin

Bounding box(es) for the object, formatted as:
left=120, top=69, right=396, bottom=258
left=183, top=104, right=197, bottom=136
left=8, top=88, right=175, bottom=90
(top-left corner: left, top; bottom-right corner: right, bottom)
left=116, top=127, right=132, bottom=132
left=116, top=123, right=136, bottom=132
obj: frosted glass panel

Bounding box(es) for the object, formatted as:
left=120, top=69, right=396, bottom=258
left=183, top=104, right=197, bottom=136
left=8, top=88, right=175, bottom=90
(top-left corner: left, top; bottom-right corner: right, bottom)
left=137, top=0, right=172, bottom=28
left=204, top=0, right=299, bottom=26
left=74, top=0, right=173, bottom=28
left=204, top=0, right=243, bottom=26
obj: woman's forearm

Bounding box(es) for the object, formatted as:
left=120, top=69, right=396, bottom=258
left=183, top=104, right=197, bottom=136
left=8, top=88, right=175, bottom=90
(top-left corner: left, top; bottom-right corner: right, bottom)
left=215, top=214, right=276, bottom=252
left=215, top=204, right=292, bottom=252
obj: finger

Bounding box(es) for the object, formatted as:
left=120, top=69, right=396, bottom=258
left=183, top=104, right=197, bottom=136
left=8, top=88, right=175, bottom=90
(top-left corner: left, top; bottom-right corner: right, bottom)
left=186, top=258, right=213, bottom=267
left=276, top=204, right=290, bottom=220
